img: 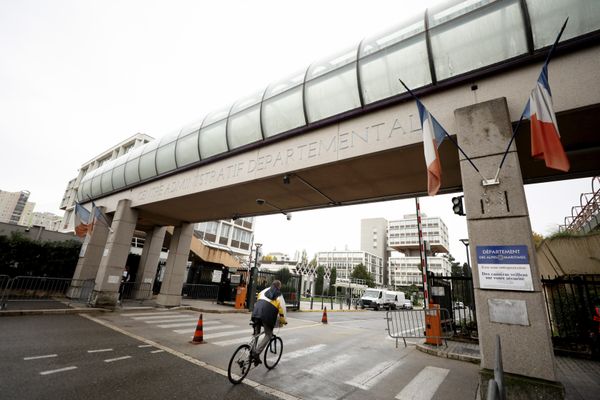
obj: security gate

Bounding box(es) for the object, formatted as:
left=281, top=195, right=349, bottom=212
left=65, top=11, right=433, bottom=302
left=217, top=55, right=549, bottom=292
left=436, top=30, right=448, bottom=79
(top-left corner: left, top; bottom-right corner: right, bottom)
left=254, top=270, right=302, bottom=310
left=428, top=273, right=477, bottom=339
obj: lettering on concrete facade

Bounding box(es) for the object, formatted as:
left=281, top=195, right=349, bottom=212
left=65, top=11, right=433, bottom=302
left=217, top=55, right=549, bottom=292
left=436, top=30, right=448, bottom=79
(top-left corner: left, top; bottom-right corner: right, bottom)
left=136, top=111, right=421, bottom=205
left=476, top=245, right=534, bottom=291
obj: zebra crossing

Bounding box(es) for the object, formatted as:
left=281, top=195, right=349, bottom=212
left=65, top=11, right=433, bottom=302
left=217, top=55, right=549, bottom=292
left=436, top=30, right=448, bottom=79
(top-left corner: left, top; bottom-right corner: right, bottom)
left=121, top=311, right=458, bottom=400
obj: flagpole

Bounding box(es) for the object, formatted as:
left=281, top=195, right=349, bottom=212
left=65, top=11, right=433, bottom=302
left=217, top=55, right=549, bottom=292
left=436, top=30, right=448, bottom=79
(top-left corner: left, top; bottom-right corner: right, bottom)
left=399, top=79, right=485, bottom=180
left=492, top=18, right=569, bottom=181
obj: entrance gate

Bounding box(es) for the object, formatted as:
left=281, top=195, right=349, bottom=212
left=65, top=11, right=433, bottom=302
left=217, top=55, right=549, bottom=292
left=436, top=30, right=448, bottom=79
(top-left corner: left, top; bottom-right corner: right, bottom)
left=254, top=270, right=302, bottom=311
left=428, top=273, right=477, bottom=340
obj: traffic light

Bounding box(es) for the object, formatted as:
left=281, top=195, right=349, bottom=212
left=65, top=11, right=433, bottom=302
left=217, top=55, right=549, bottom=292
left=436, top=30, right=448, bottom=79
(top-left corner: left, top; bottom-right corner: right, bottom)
left=452, top=196, right=465, bottom=216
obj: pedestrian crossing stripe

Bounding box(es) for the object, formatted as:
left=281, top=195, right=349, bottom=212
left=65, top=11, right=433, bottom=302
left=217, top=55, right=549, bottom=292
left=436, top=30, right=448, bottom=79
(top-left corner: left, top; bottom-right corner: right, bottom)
left=345, top=359, right=405, bottom=390
left=395, top=366, right=449, bottom=400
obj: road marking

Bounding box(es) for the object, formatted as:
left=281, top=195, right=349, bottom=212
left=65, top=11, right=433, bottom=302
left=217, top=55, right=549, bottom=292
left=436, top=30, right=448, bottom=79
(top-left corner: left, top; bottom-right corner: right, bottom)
left=40, top=366, right=77, bottom=375
left=138, top=344, right=153, bottom=348
left=131, top=314, right=184, bottom=320
left=203, top=329, right=251, bottom=340
left=304, top=353, right=352, bottom=375
left=87, top=348, right=113, bottom=353
left=24, top=354, right=57, bottom=360
left=156, top=320, right=221, bottom=328
left=395, top=366, right=449, bottom=400
left=81, top=314, right=301, bottom=400
left=123, top=312, right=179, bottom=317
left=104, top=356, right=132, bottom=363
left=173, top=324, right=236, bottom=334
left=146, top=317, right=201, bottom=324
left=151, top=350, right=164, bottom=354
left=211, top=337, right=250, bottom=346
left=345, top=359, right=405, bottom=390
left=281, top=344, right=327, bottom=362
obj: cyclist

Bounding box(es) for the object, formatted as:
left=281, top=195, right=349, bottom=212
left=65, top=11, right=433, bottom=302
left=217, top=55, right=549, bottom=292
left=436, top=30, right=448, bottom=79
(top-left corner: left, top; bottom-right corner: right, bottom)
left=251, top=280, right=287, bottom=365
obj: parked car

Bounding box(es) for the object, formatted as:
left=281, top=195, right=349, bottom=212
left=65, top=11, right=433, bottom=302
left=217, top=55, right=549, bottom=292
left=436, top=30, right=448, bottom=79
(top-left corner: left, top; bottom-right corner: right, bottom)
left=454, top=301, right=465, bottom=309
left=383, top=291, right=406, bottom=310
left=360, top=289, right=386, bottom=310
left=403, top=299, right=413, bottom=310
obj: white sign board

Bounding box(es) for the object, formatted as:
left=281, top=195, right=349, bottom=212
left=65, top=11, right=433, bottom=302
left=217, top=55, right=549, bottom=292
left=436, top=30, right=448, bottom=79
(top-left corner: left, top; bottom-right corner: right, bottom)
left=476, top=245, right=533, bottom=291
left=212, top=270, right=222, bottom=283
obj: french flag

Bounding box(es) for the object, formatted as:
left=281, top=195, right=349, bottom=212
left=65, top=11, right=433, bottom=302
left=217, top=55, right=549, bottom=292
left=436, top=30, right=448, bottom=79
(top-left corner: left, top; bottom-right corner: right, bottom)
left=417, top=100, right=448, bottom=196
left=526, top=64, right=570, bottom=172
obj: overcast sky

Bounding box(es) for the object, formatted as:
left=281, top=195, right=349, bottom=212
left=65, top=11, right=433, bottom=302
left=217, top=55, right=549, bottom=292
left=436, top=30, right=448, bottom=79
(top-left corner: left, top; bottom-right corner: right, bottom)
left=0, top=0, right=593, bottom=265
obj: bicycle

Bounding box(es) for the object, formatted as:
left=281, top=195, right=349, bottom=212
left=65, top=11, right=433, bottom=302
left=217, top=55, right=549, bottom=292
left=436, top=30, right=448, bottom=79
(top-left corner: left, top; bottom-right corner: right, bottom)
left=227, top=321, right=283, bottom=384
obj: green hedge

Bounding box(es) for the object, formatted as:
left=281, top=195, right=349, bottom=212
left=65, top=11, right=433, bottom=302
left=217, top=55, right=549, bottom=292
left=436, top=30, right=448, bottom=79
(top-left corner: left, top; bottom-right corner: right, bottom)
left=0, top=233, right=81, bottom=278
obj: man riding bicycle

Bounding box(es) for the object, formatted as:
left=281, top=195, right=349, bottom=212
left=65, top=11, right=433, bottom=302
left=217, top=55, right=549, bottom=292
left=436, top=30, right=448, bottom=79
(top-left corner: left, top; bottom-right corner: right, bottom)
left=251, top=280, right=287, bottom=365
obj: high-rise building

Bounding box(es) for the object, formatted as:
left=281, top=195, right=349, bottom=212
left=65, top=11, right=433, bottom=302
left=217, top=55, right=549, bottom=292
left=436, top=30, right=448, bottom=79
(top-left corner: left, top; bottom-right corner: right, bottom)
left=29, top=212, right=63, bottom=231
left=316, top=250, right=384, bottom=286
left=360, top=218, right=389, bottom=284
left=0, top=190, right=32, bottom=225
left=194, top=218, right=254, bottom=261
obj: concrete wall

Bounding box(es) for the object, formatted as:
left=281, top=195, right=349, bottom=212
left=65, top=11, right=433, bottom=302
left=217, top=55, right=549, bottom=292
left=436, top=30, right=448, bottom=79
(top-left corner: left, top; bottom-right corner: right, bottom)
left=536, top=234, right=600, bottom=277
left=0, top=222, right=83, bottom=243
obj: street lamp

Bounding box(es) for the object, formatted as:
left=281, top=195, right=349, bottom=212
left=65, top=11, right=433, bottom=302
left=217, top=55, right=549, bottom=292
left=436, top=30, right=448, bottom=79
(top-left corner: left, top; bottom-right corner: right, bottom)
left=248, top=243, right=262, bottom=311
left=459, top=238, right=470, bottom=271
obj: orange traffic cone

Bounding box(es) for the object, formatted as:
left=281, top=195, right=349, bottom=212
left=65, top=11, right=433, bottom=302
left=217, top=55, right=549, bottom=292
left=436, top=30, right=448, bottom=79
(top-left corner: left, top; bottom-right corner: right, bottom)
left=322, top=307, right=328, bottom=324
left=190, top=313, right=205, bottom=344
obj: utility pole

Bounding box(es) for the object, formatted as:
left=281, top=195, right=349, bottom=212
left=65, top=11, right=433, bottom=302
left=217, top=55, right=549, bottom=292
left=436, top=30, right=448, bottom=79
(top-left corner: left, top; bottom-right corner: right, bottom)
left=247, top=243, right=262, bottom=311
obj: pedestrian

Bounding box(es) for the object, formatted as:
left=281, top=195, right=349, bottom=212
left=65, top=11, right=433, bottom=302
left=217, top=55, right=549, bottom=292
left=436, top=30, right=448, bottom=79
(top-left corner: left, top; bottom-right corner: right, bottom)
left=118, top=266, right=131, bottom=303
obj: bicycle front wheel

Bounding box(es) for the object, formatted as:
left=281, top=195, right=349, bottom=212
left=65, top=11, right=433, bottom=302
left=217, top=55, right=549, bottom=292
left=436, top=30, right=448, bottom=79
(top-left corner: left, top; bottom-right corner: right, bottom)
left=228, top=344, right=252, bottom=384
left=263, top=336, right=283, bottom=369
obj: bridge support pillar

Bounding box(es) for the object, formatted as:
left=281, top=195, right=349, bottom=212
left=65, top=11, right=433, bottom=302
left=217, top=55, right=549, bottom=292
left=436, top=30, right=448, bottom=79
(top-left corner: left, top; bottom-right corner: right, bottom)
left=68, top=207, right=112, bottom=300
left=90, top=199, right=138, bottom=308
left=156, top=223, right=193, bottom=308
left=455, top=98, right=563, bottom=398
left=134, top=226, right=167, bottom=300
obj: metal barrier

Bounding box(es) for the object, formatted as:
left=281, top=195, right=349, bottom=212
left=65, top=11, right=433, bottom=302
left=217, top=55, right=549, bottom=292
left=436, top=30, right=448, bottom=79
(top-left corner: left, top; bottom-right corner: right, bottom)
left=181, top=283, right=219, bottom=301
left=120, top=281, right=153, bottom=302
left=306, top=295, right=360, bottom=311
left=487, top=335, right=506, bottom=400
left=385, top=308, right=453, bottom=348
left=0, top=276, right=95, bottom=309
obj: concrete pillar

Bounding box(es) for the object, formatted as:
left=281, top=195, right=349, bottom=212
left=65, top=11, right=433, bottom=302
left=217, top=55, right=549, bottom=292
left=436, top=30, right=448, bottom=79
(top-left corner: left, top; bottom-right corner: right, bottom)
left=455, top=98, right=562, bottom=396
left=133, top=226, right=166, bottom=299
left=90, top=199, right=138, bottom=308
left=156, top=223, right=193, bottom=307
left=68, top=210, right=112, bottom=299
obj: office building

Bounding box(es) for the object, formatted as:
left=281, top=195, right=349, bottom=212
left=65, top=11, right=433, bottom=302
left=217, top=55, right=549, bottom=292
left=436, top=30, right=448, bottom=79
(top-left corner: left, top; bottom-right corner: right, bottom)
left=0, top=190, right=33, bottom=225
left=316, top=250, right=384, bottom=286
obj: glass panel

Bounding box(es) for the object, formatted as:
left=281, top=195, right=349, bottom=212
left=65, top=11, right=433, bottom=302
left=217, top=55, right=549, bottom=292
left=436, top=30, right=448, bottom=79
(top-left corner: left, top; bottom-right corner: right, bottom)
left=175, top=130, right=200, bottom=167
left=428, top=0, right=496, bottom=28
left=230, top=89, right=265, bottom=114
left=360, top=15, right=425, bottom=57
left=101, top=171, right=113, bottom=194
left=138, top=151, right=157, bottom=180
left=79, top=179, right=92, bottom=202
left=91, top=167, right=104, bottom=197
left=159, top=129, right=181, bottom=145
left=124, top=146, right=143, bottom=186
left=228, top=104, right=262, bottom=149
left=199, top=120, right=228, bottom=159
left=306, top=46, right=357, bottom=80
left=202, top=105, right=230, bottom=127
left=179, top=119, right=203, bottom=138
left=305, top=63, right=361, bottom=122
left=262, top=86, right=306, bottom=137
left=526, top=0, right=600, bottom=49
left=360, top=33, right=430, bottom=104
left=156, top=141, right=177, bottom=174
left=112, top=164, right=126, bottom=190
left=264, top=70, right=306, bottom=99
left=429, top=0, right=527, bottom=80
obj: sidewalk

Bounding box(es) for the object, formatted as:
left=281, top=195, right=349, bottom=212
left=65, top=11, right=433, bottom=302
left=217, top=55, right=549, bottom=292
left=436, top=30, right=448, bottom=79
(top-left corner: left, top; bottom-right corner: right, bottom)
left=416, top=340, right=600, bottom=400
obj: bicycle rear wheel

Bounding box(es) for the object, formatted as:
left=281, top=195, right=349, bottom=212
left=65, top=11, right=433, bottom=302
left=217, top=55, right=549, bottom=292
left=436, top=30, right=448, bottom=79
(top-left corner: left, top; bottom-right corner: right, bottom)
left=263, top=336, right=283, bottom=369
left=228, top=344, right=252, bottom=384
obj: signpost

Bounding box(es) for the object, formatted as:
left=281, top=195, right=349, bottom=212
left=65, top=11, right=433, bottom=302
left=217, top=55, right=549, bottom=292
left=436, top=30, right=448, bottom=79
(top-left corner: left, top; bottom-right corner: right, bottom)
left=476, top=245, right=533, bottom=291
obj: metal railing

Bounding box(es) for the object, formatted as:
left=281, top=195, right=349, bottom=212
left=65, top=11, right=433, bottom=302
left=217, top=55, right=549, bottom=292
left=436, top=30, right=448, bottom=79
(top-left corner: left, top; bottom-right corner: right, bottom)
left=119, top=281, right=153, bottom=302
left=304, top=295, right=361, bottom=311
left=181, top=283, right=219, bottom=301
left=1, top=276, right=94, bottom=310
left=487, top=335, right=506, bottom=400
left=385, top=308, right=453, bottom=348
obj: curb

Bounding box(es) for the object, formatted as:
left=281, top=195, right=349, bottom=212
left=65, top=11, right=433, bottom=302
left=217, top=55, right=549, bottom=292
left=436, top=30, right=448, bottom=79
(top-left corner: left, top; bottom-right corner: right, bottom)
left=0, top=308, right=109, bottom=317
left=416, top=343, right=481, bottom=364
left=175, top=305, right=250, bottom=314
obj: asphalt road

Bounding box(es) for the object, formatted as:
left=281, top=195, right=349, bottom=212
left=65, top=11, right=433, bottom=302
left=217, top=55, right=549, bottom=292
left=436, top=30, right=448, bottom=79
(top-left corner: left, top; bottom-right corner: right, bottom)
left=0, top=314, right=278, bottom=400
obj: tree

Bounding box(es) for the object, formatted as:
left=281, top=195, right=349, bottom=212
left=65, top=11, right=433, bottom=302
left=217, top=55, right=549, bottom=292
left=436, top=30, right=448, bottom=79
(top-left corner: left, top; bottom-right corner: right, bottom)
left=275, top=267, right=291, bottom=285
left=329, top=267, right=337, bottom=296
left=351, top=263, right=375, bottom=287
left=315, top=266, right=325, bottom=295
left=532, top=231, right=544, bottom=248
left=445, top=253, right=462, bottom=277
left=261, top=255, right=274, bottom=263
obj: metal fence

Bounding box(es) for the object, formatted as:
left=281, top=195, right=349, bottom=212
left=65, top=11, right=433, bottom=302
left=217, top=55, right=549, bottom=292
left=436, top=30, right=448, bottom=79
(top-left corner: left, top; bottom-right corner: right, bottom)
left=303, top=295, right=360, bottom=311
left=541, top=274, right=600, bottom=358
left=0, top=276, right=94, bottom=309
left=385, top=308, right=453, bottom=348
left=119, top=281, right=153, bottom=302
left=429, top=274, right=477, bottom=339
left=181, top=283, right=219, bottom=301
left=255, top=270, right=302, bottom=311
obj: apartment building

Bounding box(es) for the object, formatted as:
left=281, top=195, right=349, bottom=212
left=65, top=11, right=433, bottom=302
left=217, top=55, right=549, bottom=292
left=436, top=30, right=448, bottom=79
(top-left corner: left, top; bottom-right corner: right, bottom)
left=316, top=250, right=384, bottom=286
left=0, top=190, right=34, bottom=225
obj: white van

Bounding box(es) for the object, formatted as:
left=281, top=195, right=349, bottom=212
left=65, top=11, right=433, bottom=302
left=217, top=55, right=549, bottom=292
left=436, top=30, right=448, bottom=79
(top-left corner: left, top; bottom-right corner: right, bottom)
left=360, top=289, right=386, bottom=310
left=383, top=291, right=406, bottom=310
